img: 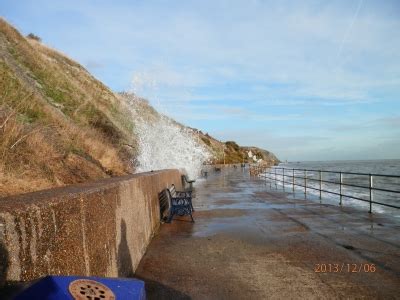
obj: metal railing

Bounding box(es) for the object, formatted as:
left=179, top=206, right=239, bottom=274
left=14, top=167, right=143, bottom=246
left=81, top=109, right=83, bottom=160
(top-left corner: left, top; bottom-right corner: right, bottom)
left=253, top=166, right=400, bottom=213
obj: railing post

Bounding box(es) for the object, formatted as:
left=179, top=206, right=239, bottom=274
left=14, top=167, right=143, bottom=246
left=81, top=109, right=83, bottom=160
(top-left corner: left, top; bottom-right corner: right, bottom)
left=339, top=172, right=343, bottom=206
left=270, top=169, right=272, bottom=189
left=292, top=169, right=295, bottom=192
left=264, top=168, right=267, bottom=186
left=319, top=170, right=322, bottom=201
left=283, top=168, right=285, bottom=190
left=274, top=168, right=277, bottom=189
left=304, top=170, right=307, bottom=196
left=369, top=174, right=373, bottom=213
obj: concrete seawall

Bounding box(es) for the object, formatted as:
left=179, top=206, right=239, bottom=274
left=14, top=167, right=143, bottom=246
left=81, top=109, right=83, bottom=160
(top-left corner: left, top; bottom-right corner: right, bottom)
left=0, top=169, right=181, bottom=286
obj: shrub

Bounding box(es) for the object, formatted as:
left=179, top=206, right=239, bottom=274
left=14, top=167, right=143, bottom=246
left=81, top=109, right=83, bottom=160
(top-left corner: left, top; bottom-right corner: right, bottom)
left=26, top=33, right=41, bottom=42
left=201, top=136, right=211, bottom=146
left=225, top=141, right=240, bottom=151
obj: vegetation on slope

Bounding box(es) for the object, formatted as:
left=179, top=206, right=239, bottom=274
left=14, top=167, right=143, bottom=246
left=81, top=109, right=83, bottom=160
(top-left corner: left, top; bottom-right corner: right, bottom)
left=196, top=134, right=279, bottom=165
left=0, top=18, right=279, bottom=196
left=0, top=18, right=136, bottom=196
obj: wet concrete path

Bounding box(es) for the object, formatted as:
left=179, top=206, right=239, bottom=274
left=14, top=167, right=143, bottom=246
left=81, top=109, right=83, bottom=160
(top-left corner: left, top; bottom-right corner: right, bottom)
left=135, top=168, right=400, bottom=299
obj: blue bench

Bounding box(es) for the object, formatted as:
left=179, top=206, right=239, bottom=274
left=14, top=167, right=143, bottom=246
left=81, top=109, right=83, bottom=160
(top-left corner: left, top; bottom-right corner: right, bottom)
left=181, top=174, right=195, bottom=190
left=159, top=185, right=194, bottom=223
left=170, top=184, right=194, bottom=211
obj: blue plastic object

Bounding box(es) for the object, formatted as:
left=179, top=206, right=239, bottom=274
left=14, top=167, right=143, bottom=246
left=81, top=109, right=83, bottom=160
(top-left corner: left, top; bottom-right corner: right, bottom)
left=13, top=275, right=146, bottom=300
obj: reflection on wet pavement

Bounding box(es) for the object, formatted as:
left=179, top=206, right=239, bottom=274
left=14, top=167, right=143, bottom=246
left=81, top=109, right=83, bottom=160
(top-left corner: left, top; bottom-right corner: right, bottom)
left=135, top=167, right=400, bottom=299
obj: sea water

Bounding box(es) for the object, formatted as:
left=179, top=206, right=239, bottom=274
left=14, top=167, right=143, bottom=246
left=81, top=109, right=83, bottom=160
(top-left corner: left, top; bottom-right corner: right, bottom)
left=266, top=160, right=400, bottom=216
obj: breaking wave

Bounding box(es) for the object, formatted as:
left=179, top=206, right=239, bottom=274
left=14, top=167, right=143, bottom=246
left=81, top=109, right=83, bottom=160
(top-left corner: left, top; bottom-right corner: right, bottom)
left=134, top=116, right=210, bottom=179
left=124, top=93, right=210, bottom=179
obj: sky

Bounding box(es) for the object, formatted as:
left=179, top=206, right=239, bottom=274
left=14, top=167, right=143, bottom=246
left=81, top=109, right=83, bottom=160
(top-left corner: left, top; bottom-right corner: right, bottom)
left=1, top=0, right=400, bottom=161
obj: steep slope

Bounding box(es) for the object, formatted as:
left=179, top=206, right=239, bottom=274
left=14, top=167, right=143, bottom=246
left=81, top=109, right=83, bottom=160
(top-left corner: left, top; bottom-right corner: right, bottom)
left=0, top=18, right=279, bottom=196
left=0, top=18, right=136, bottom=196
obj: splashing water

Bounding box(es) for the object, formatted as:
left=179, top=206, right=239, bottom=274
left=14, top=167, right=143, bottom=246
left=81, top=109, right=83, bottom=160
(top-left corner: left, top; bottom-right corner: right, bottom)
left=123, top=93, right=210, bottom=179
left=134, top=116, right=210, bottom=179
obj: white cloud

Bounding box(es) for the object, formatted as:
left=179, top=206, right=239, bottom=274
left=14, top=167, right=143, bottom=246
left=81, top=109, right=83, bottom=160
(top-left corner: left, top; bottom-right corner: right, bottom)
left=5, top=0, right=399, bottom=160
left=50, top=0, right=399, bottom=110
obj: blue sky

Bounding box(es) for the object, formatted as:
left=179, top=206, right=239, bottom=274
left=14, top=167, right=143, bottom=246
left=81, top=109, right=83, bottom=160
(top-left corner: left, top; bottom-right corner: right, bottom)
left=1, top=0, right=399, bottom=161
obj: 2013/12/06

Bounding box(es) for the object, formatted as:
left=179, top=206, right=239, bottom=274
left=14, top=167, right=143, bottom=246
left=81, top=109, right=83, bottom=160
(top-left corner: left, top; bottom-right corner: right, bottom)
left=314, top=263, right=376, bottom=273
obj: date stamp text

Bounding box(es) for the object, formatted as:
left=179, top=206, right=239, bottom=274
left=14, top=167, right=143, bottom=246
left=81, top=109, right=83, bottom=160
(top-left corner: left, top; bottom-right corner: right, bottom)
left=314, top=263, right=376, bottom=273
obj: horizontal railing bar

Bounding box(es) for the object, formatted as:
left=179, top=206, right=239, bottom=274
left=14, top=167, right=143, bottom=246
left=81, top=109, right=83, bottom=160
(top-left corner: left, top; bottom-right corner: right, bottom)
left=351, top=185, right=400, bottom=194
left=269, top=167, right=400, bottom=178
left=369, top=201, right=400, bottom=209
left=260, top=174, right=400, bottom=209
left=261, top=171, right=400, bottom=194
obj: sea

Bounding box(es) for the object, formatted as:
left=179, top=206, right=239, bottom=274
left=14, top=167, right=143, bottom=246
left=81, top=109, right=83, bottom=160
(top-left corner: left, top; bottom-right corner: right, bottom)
left=264, top=159, right=400, bottom=217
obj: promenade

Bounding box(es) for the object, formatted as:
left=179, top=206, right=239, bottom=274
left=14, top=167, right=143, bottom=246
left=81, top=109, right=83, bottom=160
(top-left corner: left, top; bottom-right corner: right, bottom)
left=135, top=167, right=400, bottom=299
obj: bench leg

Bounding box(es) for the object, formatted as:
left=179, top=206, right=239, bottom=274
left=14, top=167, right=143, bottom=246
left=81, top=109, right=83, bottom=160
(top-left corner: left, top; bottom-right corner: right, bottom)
left=166, top=206, right=193, bottom=223
left=167, top=210, right=174, bottom=223
left=189, top=199, right=195, bottom=212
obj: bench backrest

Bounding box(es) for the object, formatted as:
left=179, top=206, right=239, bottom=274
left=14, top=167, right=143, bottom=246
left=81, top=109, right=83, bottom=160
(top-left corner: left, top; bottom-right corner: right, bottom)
left=158, top=189, right=171, bottom=220
left=170, top=185, right=176, bottom=195
left=182, top=175, right=189, bottom=182
left=169, top=184, right=177, bottom=197
left=181, top=175, right=188, bottom=187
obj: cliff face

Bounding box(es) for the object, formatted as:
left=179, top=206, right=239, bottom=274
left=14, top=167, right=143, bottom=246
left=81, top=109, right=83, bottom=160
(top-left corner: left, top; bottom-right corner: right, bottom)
left=0, top=18, right=278, bottom=196
left=241, top=146, right=280, bottom=165
left=196, top=135, right=279, bottom=165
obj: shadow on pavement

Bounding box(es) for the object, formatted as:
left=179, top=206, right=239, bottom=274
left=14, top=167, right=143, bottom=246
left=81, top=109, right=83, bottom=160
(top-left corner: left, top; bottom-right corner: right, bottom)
left=135, top=275, right=191, bottom=300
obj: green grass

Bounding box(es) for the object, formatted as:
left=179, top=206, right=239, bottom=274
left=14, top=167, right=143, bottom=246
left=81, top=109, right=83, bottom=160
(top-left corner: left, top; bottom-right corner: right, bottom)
left=16, top=108, right=45, bottom=123
left=0, top=61, right=46, bottom=124
left=201, top=136, right=211, bottom=146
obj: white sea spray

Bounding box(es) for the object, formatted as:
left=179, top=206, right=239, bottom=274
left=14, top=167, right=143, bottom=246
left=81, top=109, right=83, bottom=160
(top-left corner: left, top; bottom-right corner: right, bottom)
left=124, top=93, right=210, bottom=179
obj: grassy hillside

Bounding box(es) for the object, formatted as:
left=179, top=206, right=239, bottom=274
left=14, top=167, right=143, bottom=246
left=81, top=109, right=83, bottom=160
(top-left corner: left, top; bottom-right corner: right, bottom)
left=0, top=18, right=136, bottom=196
left=0, top=18, right=278, bottom=196
left=196, top=134, right=279, bottom=165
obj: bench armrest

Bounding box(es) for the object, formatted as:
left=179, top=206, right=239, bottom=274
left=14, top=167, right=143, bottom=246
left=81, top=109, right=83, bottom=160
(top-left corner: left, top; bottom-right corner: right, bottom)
left=182, top=175, right=196, bottom=183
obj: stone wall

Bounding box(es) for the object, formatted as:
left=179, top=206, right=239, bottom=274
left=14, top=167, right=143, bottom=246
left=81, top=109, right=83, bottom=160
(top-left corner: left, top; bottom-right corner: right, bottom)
left=0, top=169, right=181, bottom=286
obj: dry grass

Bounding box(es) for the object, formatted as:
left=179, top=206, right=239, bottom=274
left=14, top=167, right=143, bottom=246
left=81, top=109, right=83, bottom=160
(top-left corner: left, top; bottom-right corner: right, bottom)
left=0, top=101, right=130, bottom=196
left=0, top=18, right=277, bottom=197
left=0, top=18, right=136, bottom=197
